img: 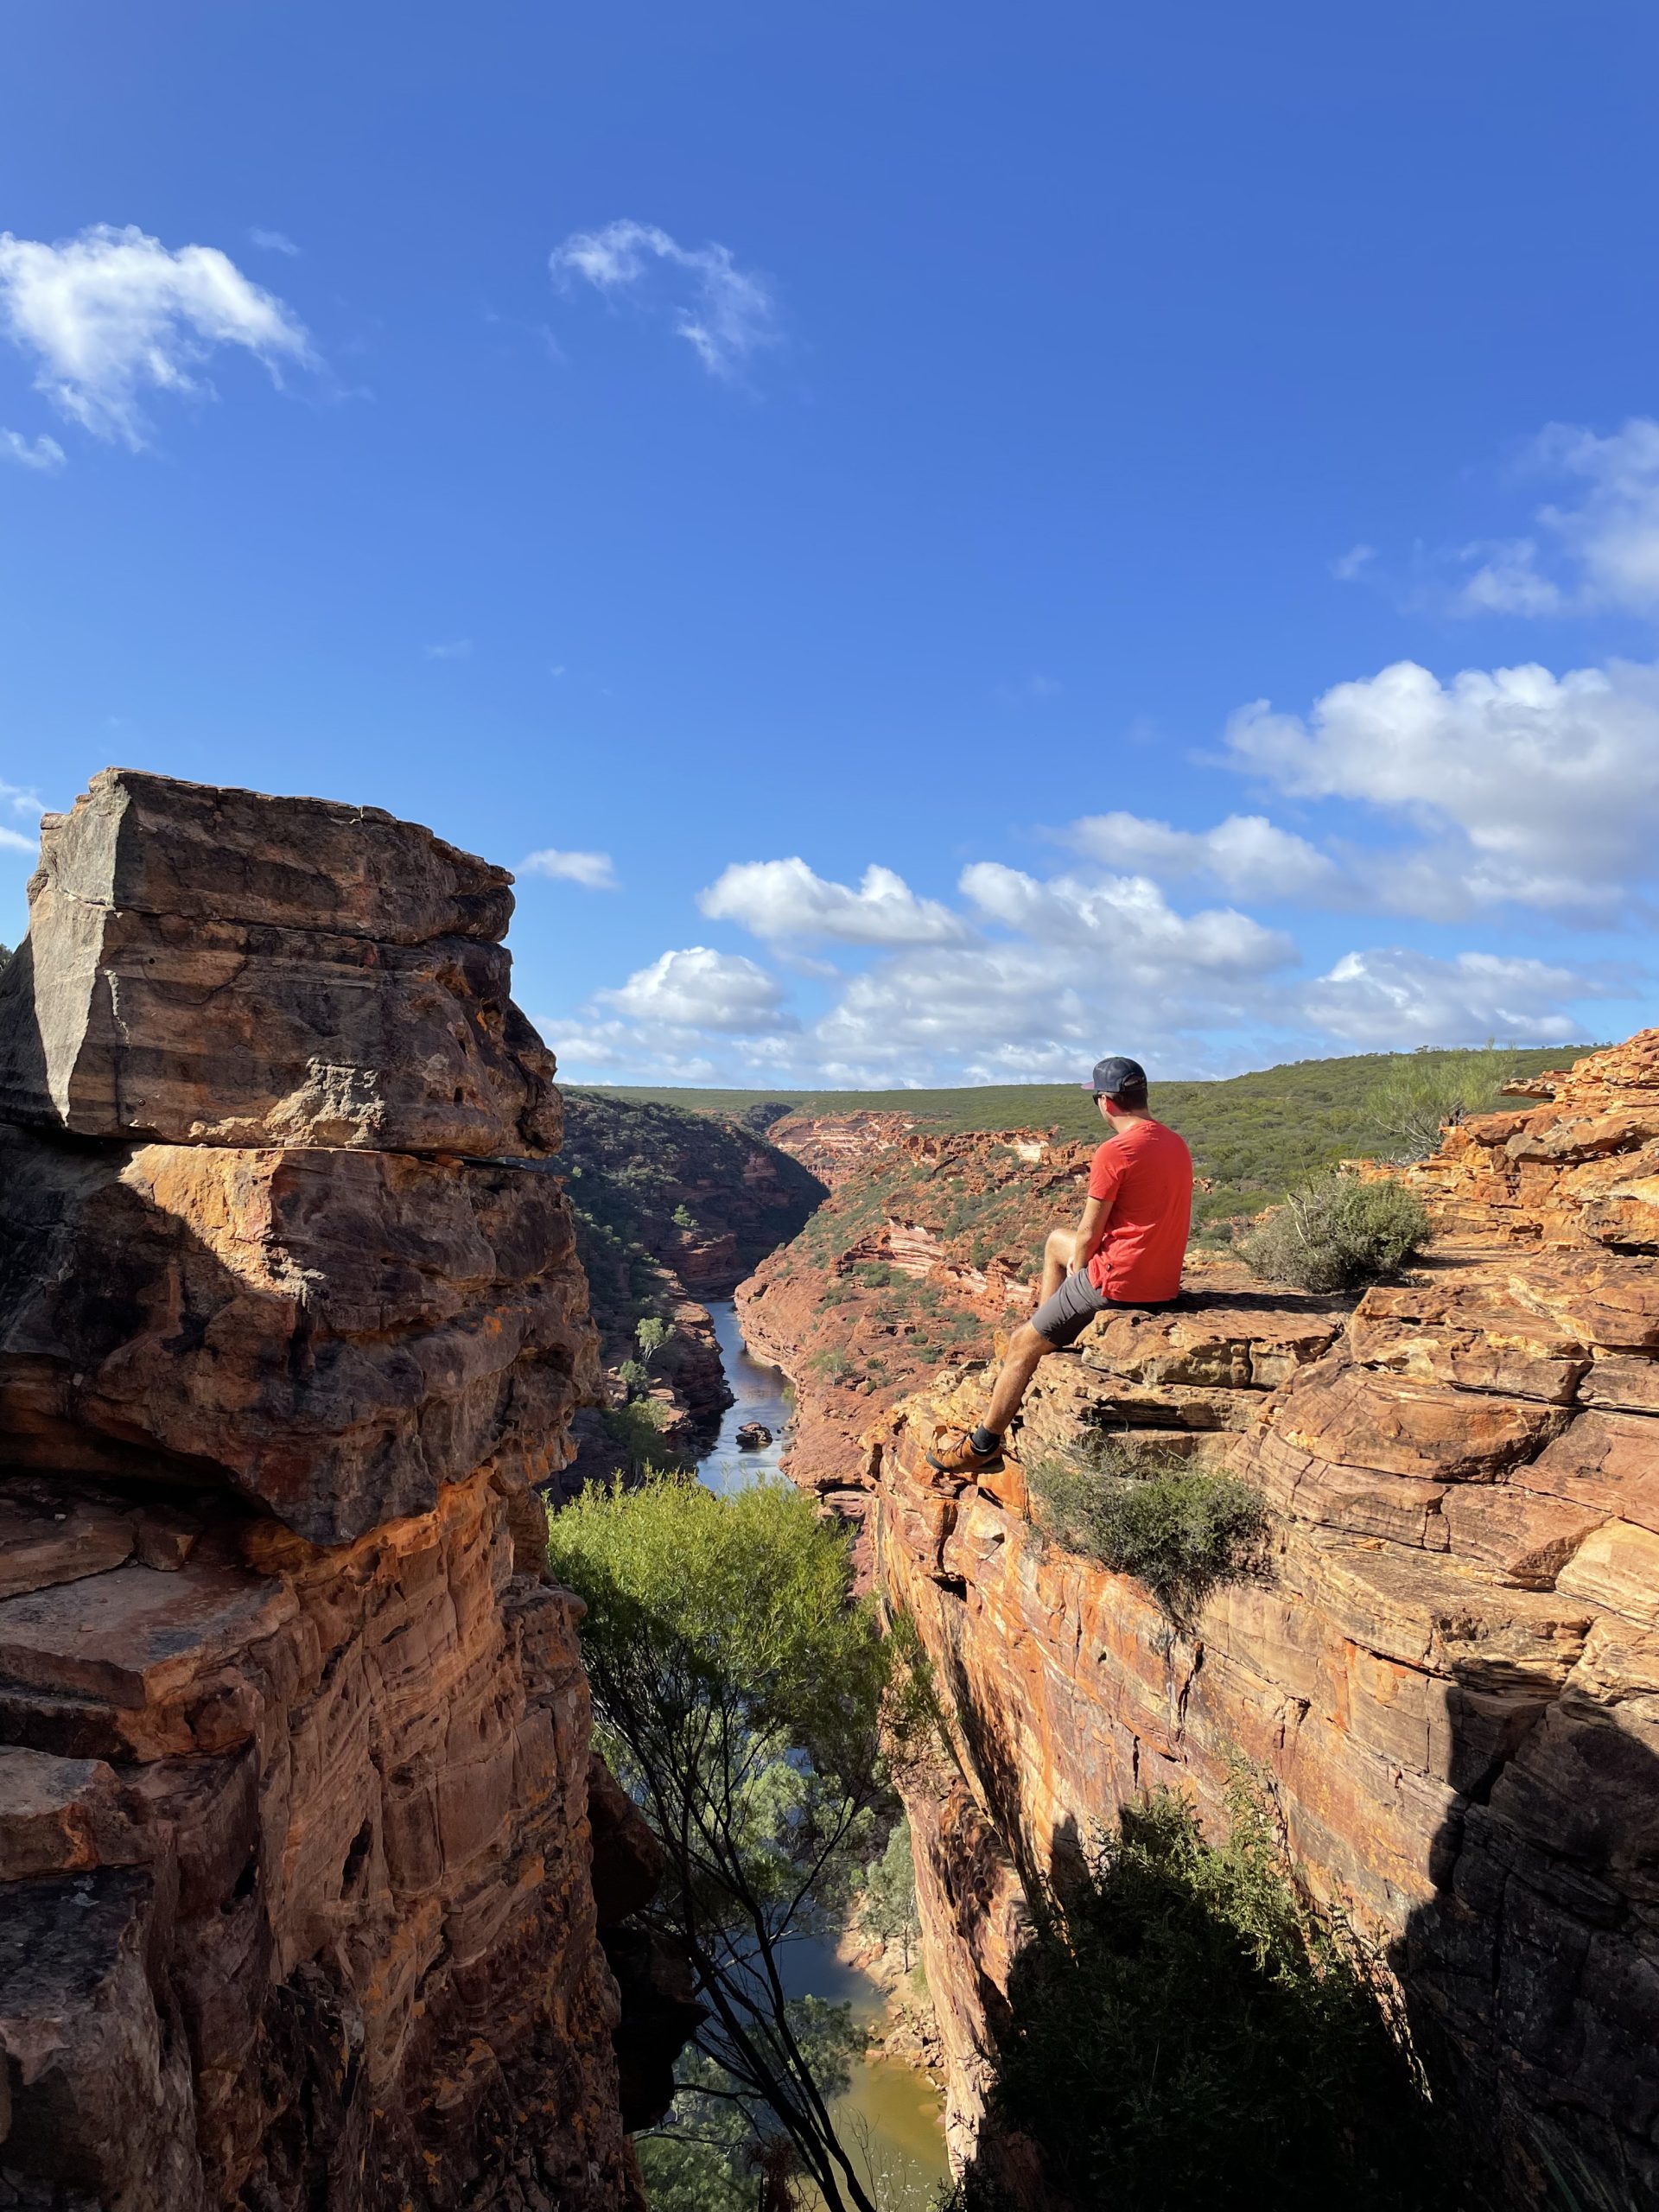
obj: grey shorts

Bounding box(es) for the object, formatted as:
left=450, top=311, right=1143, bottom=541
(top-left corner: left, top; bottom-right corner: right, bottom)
left=1030, top=1268, right=1173, bottom=1348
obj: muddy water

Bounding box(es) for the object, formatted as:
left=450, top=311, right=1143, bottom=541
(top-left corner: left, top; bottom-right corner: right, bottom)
left=698, top=1301, right=950, bottom=2209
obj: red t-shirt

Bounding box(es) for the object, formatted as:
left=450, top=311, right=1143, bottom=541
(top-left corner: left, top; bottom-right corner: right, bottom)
left=1085, top=1119, right=1193, bottom=1302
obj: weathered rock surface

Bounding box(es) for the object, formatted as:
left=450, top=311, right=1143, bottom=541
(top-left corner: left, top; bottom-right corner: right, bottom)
left=0, top=1126, right=594, bottom=1545
left=0, top=775, right=656, bottom=2211
left=0, top=768, right=559, bottom=1154
left=847, top=1035, right=1659, bottom=2208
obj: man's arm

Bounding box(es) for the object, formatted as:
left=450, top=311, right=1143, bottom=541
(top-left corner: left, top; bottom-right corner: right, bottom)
left=1071, top=1193, right=1109, bottom=1274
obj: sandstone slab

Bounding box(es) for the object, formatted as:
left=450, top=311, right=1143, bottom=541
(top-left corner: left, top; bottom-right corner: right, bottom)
left=0, top=1127, right=598, bottom=1543
left=1522, top=1410, right=1659, bottom=1536
left=1269, top=1356, right=1572, bottom=1483
left=0, top=890, right=561, bottom=1153
left=32, top=766, right=512, bottom=942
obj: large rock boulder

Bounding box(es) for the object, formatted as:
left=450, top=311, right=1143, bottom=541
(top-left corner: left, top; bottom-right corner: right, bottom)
left=0, top=772, right=655, bottom=2212
left=0, top=768, right=559, bottom=1154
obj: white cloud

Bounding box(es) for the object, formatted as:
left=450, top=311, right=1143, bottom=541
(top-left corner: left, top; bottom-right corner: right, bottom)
left=1066, top=811, right=1339, bottom=904
left=1305, top=947, right=1598, bottom=1048
left=0, top=429, right=64, bottom=472
left=1227, top=656, right=1659, bottom=918
left=549, top=219, right=777, bottom=379
left=960, top=861, right=1294, bottom=976
left=699, top=858, right=969, bottom=945
left=1450, top=419, right=1659, bottom=618
left=1452, top=537, right=1564, bottom=617
left=1332, top=543, right=1376, bottom=582
left=423, top=639, right=473, bottom=660
left=0, top=224, right=314, bottom=448
left=521, top=847, right=618, bottom=892
left=248, top=228, right=300, bottom=257
left=598, top=946, right=796, bottom=1033
left=0, top=780, right=42, bottom=856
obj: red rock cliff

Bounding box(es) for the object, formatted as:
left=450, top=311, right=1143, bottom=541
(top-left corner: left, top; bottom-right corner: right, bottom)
left=853, top=1039, right=1659, bottom=2207
left=0, top=772, right=654, bottom=2211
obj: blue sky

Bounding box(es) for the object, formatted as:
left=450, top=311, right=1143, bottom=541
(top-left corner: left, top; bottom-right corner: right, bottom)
left=3, top=0, right=1658, bottom=1086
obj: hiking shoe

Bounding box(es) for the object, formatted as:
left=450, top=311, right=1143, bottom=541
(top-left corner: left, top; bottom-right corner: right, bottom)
left=926, top=1424, right=1002, bottom=1475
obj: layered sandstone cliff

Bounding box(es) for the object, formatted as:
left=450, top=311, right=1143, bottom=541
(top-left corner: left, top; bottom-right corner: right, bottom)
left=0, top=772, right=655, bottom=2211
left=848, top=1039, right=1659, bottom=2206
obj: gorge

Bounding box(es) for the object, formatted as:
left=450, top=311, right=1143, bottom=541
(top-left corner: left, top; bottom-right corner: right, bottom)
left=1, top=767, right=1656, bottom=2212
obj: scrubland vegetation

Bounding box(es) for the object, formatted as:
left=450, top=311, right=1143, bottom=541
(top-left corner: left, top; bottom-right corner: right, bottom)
left=581, top=1039, right=1586, bottom=1221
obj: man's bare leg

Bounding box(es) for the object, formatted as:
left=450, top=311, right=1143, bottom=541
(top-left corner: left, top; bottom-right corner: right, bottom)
left=1038, top=1224, right=1076, bottom=1305
left=926, top=1225, right=1077, bottom=1471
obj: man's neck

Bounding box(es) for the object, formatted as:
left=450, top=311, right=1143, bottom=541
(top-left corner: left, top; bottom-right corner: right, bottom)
left=1104, top=1107, right=1155, bottom=1137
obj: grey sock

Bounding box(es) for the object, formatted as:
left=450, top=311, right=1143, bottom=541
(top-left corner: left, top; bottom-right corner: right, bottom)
left=970, top=1425, right=1001, bottom=1454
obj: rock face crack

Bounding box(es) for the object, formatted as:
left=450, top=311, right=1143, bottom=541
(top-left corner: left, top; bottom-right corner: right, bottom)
left=0, top=771, right=663, bottom=2212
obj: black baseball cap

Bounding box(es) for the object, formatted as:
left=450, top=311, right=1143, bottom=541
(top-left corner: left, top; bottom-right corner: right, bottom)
left=1082, top=1054, right=1147, bottom=1097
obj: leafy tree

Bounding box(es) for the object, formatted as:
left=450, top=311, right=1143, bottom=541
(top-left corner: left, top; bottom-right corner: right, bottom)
left=1364, top=1046, right=1519, bottom=1161
left=637, top=1313, right=672, bottom=1365
left=601, top=1395, right=677, bottom=1471
left=546, top=1473, right=935, bottom=2212
left=673, top=1202, right=702, bottom=1232
left=637, top=2008, right=860, bottom=2212
left=860, top=1819, right=921, bottom=1971
left=615, top=1357, right=652, bottom=1399
left=948, top=1780, right=1458, bottom=2212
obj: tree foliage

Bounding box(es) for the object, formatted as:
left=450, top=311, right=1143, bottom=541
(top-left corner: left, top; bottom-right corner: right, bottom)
left=1363, top=1046, right=1520, bottom=1161
left=636, top=1313, right=672, bottom=1364
left=859, top=1818, right=921, bottom=1970
left=947, top=1781, right=1459, bottom=2212
left=546, top=1473, right=935, bottom=2212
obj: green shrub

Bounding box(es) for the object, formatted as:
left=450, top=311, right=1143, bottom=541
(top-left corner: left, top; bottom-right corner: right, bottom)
left=671, top=1202, right=700, bottom=1232
left=600, top=1397, right=678, bottom=1470
left=1242, top=1171, right=1429, bottom=1294
left=615, top=1357, right=651, bottom=1397
left=1029, top=1445, right=1267, bottom=1629
left=945, top=1781, right=1457, bottom=2212
left=1364, top=1046, right=1518, bottom=1162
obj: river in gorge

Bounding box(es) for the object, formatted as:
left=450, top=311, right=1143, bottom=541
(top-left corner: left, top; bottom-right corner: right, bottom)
left=697, top=1300, right=950, bottom=2211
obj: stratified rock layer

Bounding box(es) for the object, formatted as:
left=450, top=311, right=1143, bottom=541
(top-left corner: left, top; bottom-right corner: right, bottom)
left=0, top=768, right=559, bottom=1154
left=0, top=774, right=641, bottom=2212
left=859, top=1037, right=1659, bottom=2209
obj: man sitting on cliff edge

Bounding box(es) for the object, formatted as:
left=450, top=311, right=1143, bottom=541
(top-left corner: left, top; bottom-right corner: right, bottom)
left=927, top=1054, right=1194, bottom=1475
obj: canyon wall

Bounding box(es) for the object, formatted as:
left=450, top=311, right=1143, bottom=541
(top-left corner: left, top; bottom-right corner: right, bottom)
left=0, top=772, right=661, bottom=2211
left=556, top=1090, right=826, bottom=1482
left=755, top=1044, right=1659, bottom=2206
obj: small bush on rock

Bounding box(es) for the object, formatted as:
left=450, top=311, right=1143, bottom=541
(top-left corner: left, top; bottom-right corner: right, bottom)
left=1029, top=1445, right=1268, bottom=1629
left=1242, top=1170, right=1429, bottom=1294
